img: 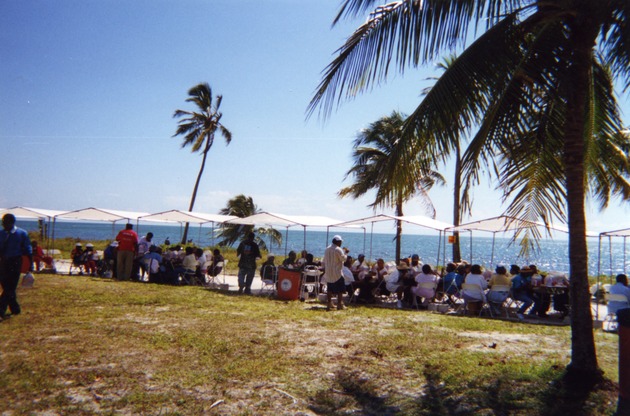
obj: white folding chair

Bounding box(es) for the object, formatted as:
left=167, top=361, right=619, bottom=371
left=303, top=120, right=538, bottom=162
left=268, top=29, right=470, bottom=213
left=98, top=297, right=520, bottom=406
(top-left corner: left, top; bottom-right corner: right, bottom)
left=461, top=283, right=492, bottom=317
left=301, top=266, right=321, bottom=301
left=487, top=285, right=510, bottom=318
left=259, top=265, right=277, bottom=295
left=413, top=281, right=438, bottom=309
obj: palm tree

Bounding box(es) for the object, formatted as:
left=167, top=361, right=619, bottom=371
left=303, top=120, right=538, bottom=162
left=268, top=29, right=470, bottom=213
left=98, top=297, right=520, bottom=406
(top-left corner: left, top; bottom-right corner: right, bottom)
left=309, top=1, right=630, bottom=381
left=216, top=195, right=282, bottom=251
left=339, top=111, right=445, bottom=262
left=173, top=83, right=232, bottom=244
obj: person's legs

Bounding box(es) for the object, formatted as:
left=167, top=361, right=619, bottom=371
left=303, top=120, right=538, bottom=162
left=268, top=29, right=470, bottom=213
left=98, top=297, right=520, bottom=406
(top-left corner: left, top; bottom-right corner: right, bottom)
left=116, top=251, right=125, bottom=280
left=237, top=268, right=246, bottom=293
left=0, top=257, right=21, bottom=317
left=123, top=251, right=134, bottom=281
left=514, top=292, right=534, bottom=315
left=244, top=268, right=255, bottom=294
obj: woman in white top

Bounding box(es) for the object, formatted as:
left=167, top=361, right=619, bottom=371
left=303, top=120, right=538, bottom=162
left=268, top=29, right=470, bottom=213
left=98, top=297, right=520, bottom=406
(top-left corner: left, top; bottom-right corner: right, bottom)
left=462, top=264, right=488, bottom=302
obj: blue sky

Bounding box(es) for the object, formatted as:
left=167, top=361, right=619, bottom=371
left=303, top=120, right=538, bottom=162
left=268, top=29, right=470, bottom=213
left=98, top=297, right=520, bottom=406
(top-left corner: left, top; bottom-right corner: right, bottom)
left=1, top=0, right=629, bottom=235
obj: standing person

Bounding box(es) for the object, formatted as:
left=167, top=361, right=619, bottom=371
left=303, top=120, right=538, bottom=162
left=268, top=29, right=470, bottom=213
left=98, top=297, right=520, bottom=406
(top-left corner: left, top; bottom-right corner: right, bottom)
left=236, top=232, right=261, bottom=294
left=0, top=214, right=33, bottom=321
left=322, top=235, right=347, bottom=311
left=115, top=223, right=138, bottom=281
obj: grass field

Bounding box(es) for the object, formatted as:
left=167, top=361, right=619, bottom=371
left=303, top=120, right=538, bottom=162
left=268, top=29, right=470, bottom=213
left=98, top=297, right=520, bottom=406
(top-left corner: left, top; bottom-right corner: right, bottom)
left=0, top=273, right=621, bottom=415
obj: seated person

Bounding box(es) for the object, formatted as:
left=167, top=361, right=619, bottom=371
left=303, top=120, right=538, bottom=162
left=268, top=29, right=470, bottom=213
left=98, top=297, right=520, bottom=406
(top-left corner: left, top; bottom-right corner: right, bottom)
left=386, top=261, right=415, bottom=309
left=487, top=265, right=511, bottom=312
left=608, top=274, right=630, bottom=315
left=83, top=243, right=99, bottom=276
left=544, top=272, right=570, bottom=315
left=103, top=241, right=118, bottom=278
left=411, top=264, right=439, bottom=303
left=342, top=257, right=356, bottom=294
left=442, top=262, right=464, bottom=297
left=409, top=254, right=423, bottom=277
left=182, top=246, right=197, bottom=273
left=143, top=246, right=164, bottom=283
left=195, top=248, right=208, bottom=278
left=70, top=243, right=86, bottom=274
left=511, top=266, right=536, bottom=319
left=208, top=249, right=224, bottom=277
left=351, top=254, right=370, bottom=280
left=282, top=251, right=298, bottom=268
left=31, top=241, right=53, bottom=271
left=260, top=255, right=277, bottom=283
left=296, top=250, right=309, bottom=268
left=461, top=264, right=488, bottom=302
left=302, top=253, right=319, bottom=268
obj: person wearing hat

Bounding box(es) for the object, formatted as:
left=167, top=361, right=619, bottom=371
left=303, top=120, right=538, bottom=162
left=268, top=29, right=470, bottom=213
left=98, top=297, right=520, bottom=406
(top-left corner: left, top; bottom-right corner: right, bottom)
left=103, top=241, right=119, bottom=278
left=115, top=223, right=139, bottom=281
left=511, top=266, right=535, bottom=320
left=83, top=243, right=99, bottom=276
left=0, top=214, right=33, bottom=321
left=386, top=261, right=413, bottom=309
left=322, top=235, right=347, bottom=310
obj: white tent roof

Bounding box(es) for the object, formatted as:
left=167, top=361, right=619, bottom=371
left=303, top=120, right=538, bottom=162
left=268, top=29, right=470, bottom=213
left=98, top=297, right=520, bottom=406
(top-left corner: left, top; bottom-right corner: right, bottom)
left=600, top=227, right=630, bottom=237
left=0, top=206, right=67, bottom=219
left=54, top=207, right=150, bottom=222
left=447, top=215, right=566, bottom=233
left=138, top=210, right=237, bottom=224
left=224, top=212, right=345, bottom=228
left=335, top=214, right=453, bottom=231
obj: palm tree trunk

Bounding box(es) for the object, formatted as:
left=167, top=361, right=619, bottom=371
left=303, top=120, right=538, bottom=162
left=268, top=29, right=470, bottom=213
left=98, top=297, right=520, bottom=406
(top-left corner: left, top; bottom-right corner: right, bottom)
left=395, top=198, right=403, bottom=263
left=452, top=143, right=462, bottom=262
left=563, top=22, right=600, bottom=381
left=181, top=144, right=210, bottom=244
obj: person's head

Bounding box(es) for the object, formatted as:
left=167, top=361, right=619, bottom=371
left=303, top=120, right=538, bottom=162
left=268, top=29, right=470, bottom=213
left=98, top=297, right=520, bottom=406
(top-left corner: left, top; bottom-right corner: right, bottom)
left=213, top=248, right=221, bottom=256
left=146, top=232, right=153, bottom=240
left=125, top=223, right=133, bottom=230
left=376, top=258, right=385, bottom=268
left=358, top=254, right=365, bottom=262
left=85, top=243, right=94, bottom=251
left=2, top=213, right=16, bottom=231
left=185, top=246, right=194, bottom=255
left=267, top=254, right=275, bottom=263
left=246, top=232, right=255, bottom=241
left=411, top=254, right=420, bottom=265
left=195, top=248, right=204, bottom=257
left=300, top=250, right=308, bottom=258
left=422, top=264, right=432, bottom=274
left=446, top=262, right=457, bottom=273
left=471, top=264, right=482, bottom=275
left=306, top=253, right=314, bottom=263
left=529, top=264, right=538, bottom=273
left=344, top=256, right=353, bottom=267
left=75, top=243, right=82, bottom=249
left=456, top=264, right=466, bottom=275
left=495, top=265, right=507, bottom=275
left=616, top=274, right=628, bottom=286
left=111, top=241, right=119, bottom=248
left=520, top=266, right=533, bottom=276
left=288, top=251, right=296, bottom=260
left=510, top=264, right=520, bottom=275
left=149, top=245, right=158, bottom=253
left=332, top=235, right=343, bottom=247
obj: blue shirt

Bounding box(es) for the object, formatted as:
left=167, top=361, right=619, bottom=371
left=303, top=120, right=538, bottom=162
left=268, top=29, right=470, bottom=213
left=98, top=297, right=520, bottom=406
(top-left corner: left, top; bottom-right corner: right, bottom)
left=443, top=272, right=463, bottom=294
left=0, top=226, right=32, bottom=258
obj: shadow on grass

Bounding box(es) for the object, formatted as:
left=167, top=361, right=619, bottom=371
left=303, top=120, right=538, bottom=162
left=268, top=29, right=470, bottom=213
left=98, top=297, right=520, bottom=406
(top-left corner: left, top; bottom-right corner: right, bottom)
left=308, top=365, right=617, bottom=415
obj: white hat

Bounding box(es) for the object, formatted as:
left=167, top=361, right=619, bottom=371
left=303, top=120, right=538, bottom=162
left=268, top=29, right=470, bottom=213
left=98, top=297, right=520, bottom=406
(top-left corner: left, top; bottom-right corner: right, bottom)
left=332, top=235, right=343, bottom=242
left=111, top=241, right=119, bottom=247
left=86, top=243, right=94, bottom=248
left=75, top=243, right=82, bottom=247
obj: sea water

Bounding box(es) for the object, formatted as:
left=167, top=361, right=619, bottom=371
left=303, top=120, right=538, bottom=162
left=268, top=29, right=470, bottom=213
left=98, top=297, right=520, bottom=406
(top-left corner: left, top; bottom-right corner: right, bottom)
left=21, top=219, right=629, bottom=277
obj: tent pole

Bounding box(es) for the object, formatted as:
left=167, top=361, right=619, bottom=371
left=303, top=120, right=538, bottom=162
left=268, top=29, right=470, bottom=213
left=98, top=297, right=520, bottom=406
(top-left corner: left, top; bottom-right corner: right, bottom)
left=362, top=227, right=366, bottom=258
left=609, top=235, right=614, bottom=283
left=284, top=227, right=289, bottom=256
left=469, top=232, right=473, bottom=264
left=436, top=231, right=442, bottom=272
left=491, top=234, right=496, bottom=267
left=369, top=222, right=374, bottom=261
left=624, top=236, right=627, bottom=275
left=596, top=235, right=602, bottom=321
left=303, top=226, right=307, bottom=253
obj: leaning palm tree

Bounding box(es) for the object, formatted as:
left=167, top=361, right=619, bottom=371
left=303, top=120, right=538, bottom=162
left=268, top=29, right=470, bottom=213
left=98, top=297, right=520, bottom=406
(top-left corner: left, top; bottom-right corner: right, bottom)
left=173, top=83, right=232, bottom=244
left=309, top=1, right=630, bottom=381
left=339, top=111, right=445, bottom=262
left=216, top=194, right=282, bottom=251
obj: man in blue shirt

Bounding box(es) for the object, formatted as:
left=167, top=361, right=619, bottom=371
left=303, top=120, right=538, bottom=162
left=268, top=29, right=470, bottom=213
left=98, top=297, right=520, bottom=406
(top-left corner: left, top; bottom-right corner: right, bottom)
left=0, top=214, right=33, bottom=321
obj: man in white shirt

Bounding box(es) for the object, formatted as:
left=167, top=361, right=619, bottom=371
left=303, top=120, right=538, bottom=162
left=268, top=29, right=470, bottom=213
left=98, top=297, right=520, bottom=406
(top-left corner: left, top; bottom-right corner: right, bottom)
left=609, top=274, right=630, bottom=315
left=322, top=235, right=347, bottom=311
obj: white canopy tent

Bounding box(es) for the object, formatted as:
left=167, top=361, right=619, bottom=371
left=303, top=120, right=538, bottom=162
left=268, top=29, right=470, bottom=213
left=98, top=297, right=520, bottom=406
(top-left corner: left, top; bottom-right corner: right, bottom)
left=52, top=207, right=151, bottom=245
left=0, top=206, right=68, bottom=249
left=223, top=212, right=348, bottom=255
left=597, top=227, right=630, bottom=279
left=445, top=215, right=591, bottom=266
left=138, top=210, right=237, bottom=246
left=334, top=214, right=453, bottom=264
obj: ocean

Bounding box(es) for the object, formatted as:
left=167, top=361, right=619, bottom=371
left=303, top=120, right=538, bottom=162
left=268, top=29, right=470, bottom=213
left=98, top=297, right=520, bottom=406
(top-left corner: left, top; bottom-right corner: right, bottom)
left=20, top=219, right=629, bottom=277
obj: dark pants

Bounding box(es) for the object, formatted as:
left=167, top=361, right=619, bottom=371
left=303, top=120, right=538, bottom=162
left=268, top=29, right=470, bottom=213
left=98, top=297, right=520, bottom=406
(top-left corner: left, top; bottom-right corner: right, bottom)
left=0, top=256, right=22, bottom=316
